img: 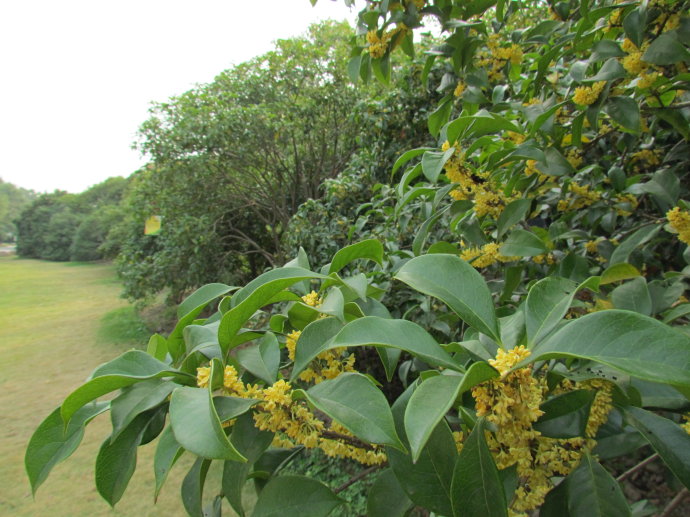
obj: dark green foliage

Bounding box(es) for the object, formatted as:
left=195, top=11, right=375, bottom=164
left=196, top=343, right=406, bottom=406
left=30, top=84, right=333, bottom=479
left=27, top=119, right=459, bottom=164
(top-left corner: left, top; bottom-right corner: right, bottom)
left=0, top=178, right=35, bottom=242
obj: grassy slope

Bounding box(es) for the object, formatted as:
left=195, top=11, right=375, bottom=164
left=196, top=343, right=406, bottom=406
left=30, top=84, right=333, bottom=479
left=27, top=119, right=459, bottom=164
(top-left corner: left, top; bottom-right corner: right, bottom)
left=0, top=257, right=197, bottom=516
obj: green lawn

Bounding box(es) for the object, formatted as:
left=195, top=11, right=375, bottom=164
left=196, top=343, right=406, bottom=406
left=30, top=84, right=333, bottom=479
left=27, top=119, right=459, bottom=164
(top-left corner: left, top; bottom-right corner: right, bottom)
left=0, top=257, right=199, bottom=516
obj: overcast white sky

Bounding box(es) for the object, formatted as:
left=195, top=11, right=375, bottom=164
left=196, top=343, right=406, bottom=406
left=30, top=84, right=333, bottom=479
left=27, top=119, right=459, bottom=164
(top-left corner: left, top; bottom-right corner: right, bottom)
left=0, top=0, right=358, bottom=193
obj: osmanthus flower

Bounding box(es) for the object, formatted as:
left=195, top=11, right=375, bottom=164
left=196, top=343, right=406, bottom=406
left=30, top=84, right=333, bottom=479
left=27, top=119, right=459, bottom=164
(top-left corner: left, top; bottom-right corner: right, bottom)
left=573, top=81, right=607, bottom=106
left=469, top=346, right=614, bottom=516
left=667, top=206, right=690, bottom=245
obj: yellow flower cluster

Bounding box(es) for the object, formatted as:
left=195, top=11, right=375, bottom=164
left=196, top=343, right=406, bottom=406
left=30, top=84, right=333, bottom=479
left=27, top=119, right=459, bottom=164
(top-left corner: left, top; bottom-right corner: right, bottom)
left=682, top=414, right=690, bottom=434
left=557, top=182, right=601, bottom=212
left=637, top=71, right=660, bottom=89
left=631, top=149, right=661, bottom=167
left=470, top=348, right=615, bottom=515
left=533, top=253, right=556, bottom=265
left=460, top=242, right=517, bottom=268
left=196, top=365, right=384, bottom=465
left=566, top=149, right=583, bottom=169
left=454, top=81, right=466, bottom=97
left=667, top=206, right=690, bottom=245
left=614, top=193, right=638, bottom=216
left=301, top=290, right=322, bottom=307
left=441, top=141, right=515, bottom=217
left=584, top=239, right=600, bottom=254
left=285, top=329, right=356, bottom=383
left=573, top=81, right=606, bottom=106
left=366, top=30, right=392, bottom=59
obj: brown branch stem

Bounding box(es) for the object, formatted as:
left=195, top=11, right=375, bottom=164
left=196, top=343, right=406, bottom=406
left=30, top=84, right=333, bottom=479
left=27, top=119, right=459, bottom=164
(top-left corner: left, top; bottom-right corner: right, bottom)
left=615, top=453, right=659, bottom=482
left=333, top=465, right=384, bottom=494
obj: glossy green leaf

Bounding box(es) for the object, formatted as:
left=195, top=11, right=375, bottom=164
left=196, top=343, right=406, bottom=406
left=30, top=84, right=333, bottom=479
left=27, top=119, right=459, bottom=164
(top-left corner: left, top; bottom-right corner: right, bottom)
left=500, top=229, right=548, bottom=257
left=219, top=267, right=327, bottom=350
left=600, top=263, right=641, bottom=285
left=26, top=402, right=108, bottom=494
left=525, top=277, right=578, bottom=346
left=181, top=457, right=211, bottom=517
left=611, top=277, right=652, bottom=315
left=223, top=413, right=275, bottom=517
left=404, top=363, right=498, bottom=462
left=153, top=426, right=184, bottom=500
left=587, top=58, right=626, bottom=82
left=291, top=317, right=344, bottom=380
left=428, top=97, right=453, bottom=137
left=534, top=390, right=595, bottom=438
left=325, top=316, right=460, bottom=371
left=497, top=198, right=531, bottom=239
left=642, top=33, right=690, bottom=65
left=110, top=379, right=175, bottom=441
left=169, top=386, right=247, bottom=461
left=251, top=475, right=343, bottom=517
left=168, top=283, right=237, bottom=360
left=395, top=254, right=500, bottom=342
left=564, top=453, right=630, bottom=516
left=391, top=147, right=435, bottom=176
left=610, top=225, right=661, bottom=265
left=605, top=97, right=640, bottom=131
left=95, top=410, right=152, bottom=506
left=623, top=406, right=690, bottom=489
left=236, top=332, right=280, bottom=384
left=300, top=373, right=403, bottom=449
left=61, top=350, right=191, bottom=425
left=328, top=239, right=384, bottom=274
left=590, top=40, right=625, bottom=61
left=421, top=148, right=456, bottom=183
left=450, top=418, right=507, bottom=517
left=534, top=310, right=690, bottom=386
left=146, top=333, right=168, bottom=361
left=388, top=387, right=456, bottom=516
left=367, top=468, right=413, bottom=517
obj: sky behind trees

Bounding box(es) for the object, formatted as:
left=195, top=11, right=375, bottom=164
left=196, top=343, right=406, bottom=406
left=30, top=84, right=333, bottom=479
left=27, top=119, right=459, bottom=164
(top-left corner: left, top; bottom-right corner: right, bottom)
left=0, top=0, right=357, bottom=193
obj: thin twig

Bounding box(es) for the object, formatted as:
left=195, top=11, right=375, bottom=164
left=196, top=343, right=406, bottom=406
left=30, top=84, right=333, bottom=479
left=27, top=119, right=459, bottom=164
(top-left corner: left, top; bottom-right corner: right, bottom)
left=659, top=488, right=689, bottom=517
left=320, top=430, right=379, bottom=451
left=334, top=465, right=383, bottom=494
left=616, top=453, right=659, bottom=482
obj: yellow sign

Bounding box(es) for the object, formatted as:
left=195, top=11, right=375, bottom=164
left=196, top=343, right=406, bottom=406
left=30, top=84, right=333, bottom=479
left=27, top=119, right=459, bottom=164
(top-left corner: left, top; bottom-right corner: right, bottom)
left=144, top=215, right=162, bottom=235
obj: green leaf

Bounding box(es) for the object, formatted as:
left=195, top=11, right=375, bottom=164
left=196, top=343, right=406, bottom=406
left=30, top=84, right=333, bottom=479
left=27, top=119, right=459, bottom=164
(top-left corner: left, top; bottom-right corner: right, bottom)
left=223, top=413, right=274, bottom=517
left=500, top=229, right=548, bottom=257
left=169, top=385, right=248, bottom=461
left=564, top=453, right=631, bottom=516
left=153, top=426, right=184, bottom=500
left=600, top=263, right=641, bottom=285
left=110, top=379, right=175, bottom=441
left=236, top=332, right=280, bottom=384
left=590, top=40, right=626, bottom=61
left=623, top=8, right=645, bottom=48
left=325, top=316, right=460, bottom=371
left=605, top=97, right=640, bottom=131
left=26, top=402, right=109, bottom=494
left=61, top=350, right=191, bottom=425
left=429, top=97, right=453, bottom=138
left=181, top=457, right=211, bottom=517
left=367, top=468, right=413, bottom=517
left=328, top=239, right=384, bottom=274
left=421, top=148, right=456, bottom=183
left=168, top=283, right=237, bottom=360
left=497, top=198, right=531, bottom=239
left=388, top=389, right=456, bottom=516
left=623, top=406, right=690, bottom=489
left=611, top=277, right=652, bottom=315
left=291, top=317, right=345, bottom=380
left=95, top=410, right=151, bottom=506
left=534, top=310, right=690, bottom=386
left=299, top=372, right=404, bottom=449
left=404, top=364, right=498, bottom=462
left=525, top=277, right=578, bottom=346
left=587, top=58, right=626, bottom=82
left=610, top=225, right=661, bottom=264
left=534, top=390, right=595, bottom=438
left=219, top=267, right=327, bottom=350
left=395, top=254, right=501, bottom=342
left=251, top=475, right=343, bottom=517
left=450, top=418, right=507, bottom=517
left=146, top=334, right=168, bottom=361
left=642, top=33, right=690, bottom=65
left=392, top=147, right=435, bottom=176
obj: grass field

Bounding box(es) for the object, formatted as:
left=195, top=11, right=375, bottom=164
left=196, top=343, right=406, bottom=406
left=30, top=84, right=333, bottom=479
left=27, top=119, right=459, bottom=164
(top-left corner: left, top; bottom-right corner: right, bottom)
left=0, top=257, right=211, bottom=516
